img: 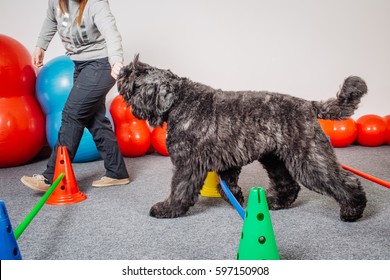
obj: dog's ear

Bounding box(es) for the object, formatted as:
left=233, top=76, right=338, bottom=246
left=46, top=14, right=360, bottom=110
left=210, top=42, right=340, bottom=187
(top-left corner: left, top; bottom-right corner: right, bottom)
left=117, top=61, right=138, bottom=99
left=156, top=82, right=175, bottom=114
left=127, top=53, right=140, bottom=72
left=131, top=53, right=140, bottom=70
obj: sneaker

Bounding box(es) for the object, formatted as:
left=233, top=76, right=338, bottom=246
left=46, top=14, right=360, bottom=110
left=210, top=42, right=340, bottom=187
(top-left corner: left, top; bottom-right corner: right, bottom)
left=92, top=176, right=130, bottom=188
left=21, top=174, right=50, bottom=192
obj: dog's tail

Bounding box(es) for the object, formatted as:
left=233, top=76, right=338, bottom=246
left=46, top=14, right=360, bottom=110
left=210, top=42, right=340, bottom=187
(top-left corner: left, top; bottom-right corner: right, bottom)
left=313, top=76, right=367, bottom=119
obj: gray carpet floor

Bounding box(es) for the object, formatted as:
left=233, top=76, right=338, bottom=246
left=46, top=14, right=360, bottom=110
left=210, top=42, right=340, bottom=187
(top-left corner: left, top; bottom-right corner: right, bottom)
left=0, top=145, right=389, bottom=260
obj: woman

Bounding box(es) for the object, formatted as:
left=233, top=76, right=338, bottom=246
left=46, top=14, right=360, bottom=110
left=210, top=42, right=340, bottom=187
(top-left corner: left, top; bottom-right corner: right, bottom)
left=21, top=0, right=129, bottom=191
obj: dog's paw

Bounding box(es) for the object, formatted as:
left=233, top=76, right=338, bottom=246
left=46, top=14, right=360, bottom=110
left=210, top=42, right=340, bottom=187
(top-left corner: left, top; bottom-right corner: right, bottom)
left=149, top=201, right=188, bottom=218
left=340, top=205, right=365, bottom=222
left=265, top=195, right=290, bottom=210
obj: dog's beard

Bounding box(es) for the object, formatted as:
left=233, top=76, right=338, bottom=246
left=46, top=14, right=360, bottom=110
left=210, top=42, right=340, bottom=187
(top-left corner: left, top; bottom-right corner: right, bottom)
left=118, top=80, right=134, bottom=101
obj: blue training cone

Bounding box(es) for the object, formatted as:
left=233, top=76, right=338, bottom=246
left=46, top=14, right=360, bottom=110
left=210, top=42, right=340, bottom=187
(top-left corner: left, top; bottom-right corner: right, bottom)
left=0, top=201, right=22, bottom=260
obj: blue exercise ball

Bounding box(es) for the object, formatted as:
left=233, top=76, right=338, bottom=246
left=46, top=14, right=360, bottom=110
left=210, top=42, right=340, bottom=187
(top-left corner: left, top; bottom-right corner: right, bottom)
left=36, top=55, right=74, bottom=114
left=36, top=56, right=112, bottom=163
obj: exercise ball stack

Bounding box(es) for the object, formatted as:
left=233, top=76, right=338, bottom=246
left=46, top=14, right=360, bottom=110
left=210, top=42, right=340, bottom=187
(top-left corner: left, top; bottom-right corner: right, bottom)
left=0, top=34, right=45, bottom=167
left=109, top=95, right=151, bottom=157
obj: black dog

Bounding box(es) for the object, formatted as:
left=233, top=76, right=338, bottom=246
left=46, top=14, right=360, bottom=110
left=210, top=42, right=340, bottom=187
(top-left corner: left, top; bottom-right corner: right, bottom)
left=118, top=54, right=367, bottom=222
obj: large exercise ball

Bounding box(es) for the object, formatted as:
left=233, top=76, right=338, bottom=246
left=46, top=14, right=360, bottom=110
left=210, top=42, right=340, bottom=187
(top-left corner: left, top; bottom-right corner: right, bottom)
left=0, top=34, right=36, bottom=97
left=384, top=115, right=390, bottom=145
left=36, top=55, right=109, bottom=162
left=151, top=122, right=169, bottom=156
left=110, top=95, right=151, bottom=157
left=0, top=34, right=45, bottom=167
left=36, top=55, right=74, bottom=114
left=317, top=118, right=357, bottom=147
left=356, top=114, right=387, bottom=147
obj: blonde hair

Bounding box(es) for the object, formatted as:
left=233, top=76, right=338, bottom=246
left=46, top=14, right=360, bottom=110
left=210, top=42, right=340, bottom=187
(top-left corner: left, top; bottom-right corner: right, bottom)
left=59, top=0, right=88, bottom=26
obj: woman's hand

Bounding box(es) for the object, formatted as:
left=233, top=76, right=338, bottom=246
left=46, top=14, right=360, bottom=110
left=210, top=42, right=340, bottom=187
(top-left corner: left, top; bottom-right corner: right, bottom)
left=111, top=62, right=123, bottom=80
left=32, top=47, right=45, bottom=68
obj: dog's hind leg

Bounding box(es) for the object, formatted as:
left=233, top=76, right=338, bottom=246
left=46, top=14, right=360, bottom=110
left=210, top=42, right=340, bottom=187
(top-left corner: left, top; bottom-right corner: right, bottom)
left=259, top=153, right=301, bottom=210
left=149, top=165, right=207, bottom=218
left=283, top=138, right=367, bottom=222
left=335, top=169, right=367, bottom=222
left=218, top=167, right=245, bottom=206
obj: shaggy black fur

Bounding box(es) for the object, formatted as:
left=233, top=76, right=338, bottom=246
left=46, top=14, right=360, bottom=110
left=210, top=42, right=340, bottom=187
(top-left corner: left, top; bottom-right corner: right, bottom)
left=118, top=54, right=368, bottom=222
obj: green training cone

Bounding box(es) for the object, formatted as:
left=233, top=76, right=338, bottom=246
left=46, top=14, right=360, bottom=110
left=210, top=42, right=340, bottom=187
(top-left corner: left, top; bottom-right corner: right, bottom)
left=237, top=187, right=280, bottom=260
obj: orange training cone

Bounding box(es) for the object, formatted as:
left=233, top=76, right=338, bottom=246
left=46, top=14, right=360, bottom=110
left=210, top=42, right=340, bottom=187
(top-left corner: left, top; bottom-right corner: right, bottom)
left=46, top=146, right=87, bottom=205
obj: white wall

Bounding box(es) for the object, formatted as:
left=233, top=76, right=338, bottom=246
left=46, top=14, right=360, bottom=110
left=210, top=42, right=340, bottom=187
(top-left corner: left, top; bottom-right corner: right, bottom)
left=1, top=0, right=389, bottom=118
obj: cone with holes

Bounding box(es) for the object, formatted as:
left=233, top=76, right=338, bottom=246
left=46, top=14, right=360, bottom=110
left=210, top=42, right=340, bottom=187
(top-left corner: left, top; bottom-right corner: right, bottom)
left=200, top=172, right=221, bottom=197
left=46, top=146, right=87, bottom=205
left=0, top=201, right=22, bottom=259
left=236, top=187, right=280, bottom=260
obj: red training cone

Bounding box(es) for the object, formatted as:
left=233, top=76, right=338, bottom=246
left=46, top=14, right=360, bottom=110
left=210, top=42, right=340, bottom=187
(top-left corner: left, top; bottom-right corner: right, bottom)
left=46, top=146, right=87, bottom=205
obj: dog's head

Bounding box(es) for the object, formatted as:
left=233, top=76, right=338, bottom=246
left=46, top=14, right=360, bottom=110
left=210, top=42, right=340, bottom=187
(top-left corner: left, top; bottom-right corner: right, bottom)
left=117, top=54, right=179, bottom=127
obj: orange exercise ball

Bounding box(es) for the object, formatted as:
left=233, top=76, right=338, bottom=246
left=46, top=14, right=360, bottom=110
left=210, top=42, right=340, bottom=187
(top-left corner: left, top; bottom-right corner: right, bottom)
left=356, top=114, right=387, bottom=147
left=151, top=122, right=169, bottom=156
left=317, top=118, right=357, bottom=147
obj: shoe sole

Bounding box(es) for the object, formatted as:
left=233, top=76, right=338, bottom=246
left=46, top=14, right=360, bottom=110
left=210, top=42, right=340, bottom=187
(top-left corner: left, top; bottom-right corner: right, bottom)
left=20, top=177, right=49, bottom=192
left=92, top=178, right=130, bottom=188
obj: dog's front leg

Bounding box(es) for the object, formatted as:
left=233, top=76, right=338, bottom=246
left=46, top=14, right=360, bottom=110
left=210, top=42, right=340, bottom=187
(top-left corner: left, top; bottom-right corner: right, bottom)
left=149, top=166, right=207, bottom=218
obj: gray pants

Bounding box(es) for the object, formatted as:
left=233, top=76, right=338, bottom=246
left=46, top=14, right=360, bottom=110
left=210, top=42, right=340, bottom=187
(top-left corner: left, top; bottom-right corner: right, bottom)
left=43, top=57, right=129, bottom=183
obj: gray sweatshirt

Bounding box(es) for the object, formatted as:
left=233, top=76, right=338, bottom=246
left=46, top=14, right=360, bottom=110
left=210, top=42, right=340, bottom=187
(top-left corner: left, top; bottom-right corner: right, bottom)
left=36, top=0, right=123, bottom=66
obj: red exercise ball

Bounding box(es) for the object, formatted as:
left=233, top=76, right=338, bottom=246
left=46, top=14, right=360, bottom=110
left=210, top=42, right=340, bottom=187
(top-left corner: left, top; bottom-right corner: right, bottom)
left=356, top=114, right=387, bottom=147
left=0, top=34, right=36, bottom=97
left=317, top=118, right=357, bottom=147
left=384, top=115, right=390, bottom=145
left=151, top=122, right=169, bottom=156
left=0, top=35, right=45, bottom=167
left=317, top=119, right=332, bottom=137
left=109, top=95, right=151, bottom=157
